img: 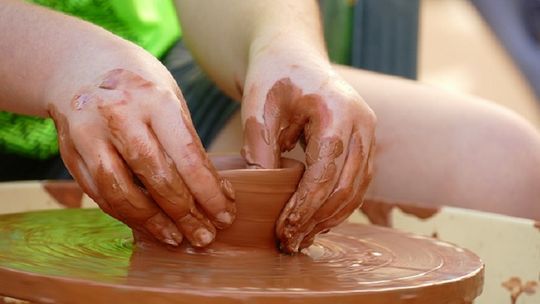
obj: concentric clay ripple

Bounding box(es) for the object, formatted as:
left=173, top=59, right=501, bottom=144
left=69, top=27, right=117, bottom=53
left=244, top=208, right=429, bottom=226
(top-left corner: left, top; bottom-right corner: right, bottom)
left=0, top=209, right=483, bottom=303
left=0, top=156, right=483, bottom=303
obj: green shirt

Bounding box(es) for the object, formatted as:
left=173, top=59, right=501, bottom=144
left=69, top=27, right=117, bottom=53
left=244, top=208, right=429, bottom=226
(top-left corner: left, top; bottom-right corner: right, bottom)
left=0, top=0, right=181, bottom=159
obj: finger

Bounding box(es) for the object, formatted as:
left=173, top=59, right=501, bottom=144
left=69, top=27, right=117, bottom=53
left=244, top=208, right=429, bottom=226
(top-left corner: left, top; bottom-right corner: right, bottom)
left=277, top=129, right=349, bottom=253
left=240, top=79, right=304, bottom=169
left=107, top=118, right=216, bottom=247
left=297, top=128, right=371, bottom=239
left=299, top=135, right=375, bottom=249
left=149, top=95, right=236, bottom=227
left=75, top=139, right=183, bottom=247
left=299, top=189, right=365, bottom=250
left=50, top=109, right=104, bottom=207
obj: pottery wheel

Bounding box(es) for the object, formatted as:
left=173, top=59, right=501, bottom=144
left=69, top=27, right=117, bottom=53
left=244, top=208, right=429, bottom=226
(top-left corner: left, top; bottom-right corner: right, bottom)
left=0, top=209, right=483, bottom=303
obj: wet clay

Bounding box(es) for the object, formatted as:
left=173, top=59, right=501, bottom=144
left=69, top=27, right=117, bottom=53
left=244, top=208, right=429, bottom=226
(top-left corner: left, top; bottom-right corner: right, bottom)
left=43, top=181, right=84, bottom=208
left=50, top=69, right=237, bottom=249
left=0, top=209, right=483, bottom=304
left=535, top=221, right=540, bottom=231
left=242, top=77, right=375, bottom=253
left=134, top=155, right=305, bottom=250
left=0, top=156, right=483, bottom=303
left=360, top=198, right=440, bottom=227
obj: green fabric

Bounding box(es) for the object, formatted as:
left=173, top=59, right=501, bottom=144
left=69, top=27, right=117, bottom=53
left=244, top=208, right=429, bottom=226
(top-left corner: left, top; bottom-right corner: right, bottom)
left=1, top=0, right=181, bottom=159
left=320, top=0, right=419, bottom=78
left=30, top=0, right=181, bottom=58
left=0, top=113, right=58, bottom=160
left=320, top=0, right=354, bottom=65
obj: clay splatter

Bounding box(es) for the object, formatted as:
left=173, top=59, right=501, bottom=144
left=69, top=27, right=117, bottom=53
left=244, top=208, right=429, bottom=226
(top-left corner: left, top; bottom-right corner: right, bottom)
left=43, top=181, right=83, bottom=208
left=359, top=198, right=440, bottom=227
left=502, top=277, right=538, bottom=304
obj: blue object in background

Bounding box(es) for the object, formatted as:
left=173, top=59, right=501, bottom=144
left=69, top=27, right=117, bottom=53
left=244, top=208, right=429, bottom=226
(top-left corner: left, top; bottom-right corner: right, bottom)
left=472, top=0, right=540, bottom=101
left=320, top=0, right=420, bottom=80
left=352, top=0, right=420, bottom=79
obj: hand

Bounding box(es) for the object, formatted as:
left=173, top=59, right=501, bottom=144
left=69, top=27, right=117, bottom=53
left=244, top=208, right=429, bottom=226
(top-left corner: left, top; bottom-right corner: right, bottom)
left=48, top=67, right=236, bottom=248
left=241, top=42, right=376, bottom=253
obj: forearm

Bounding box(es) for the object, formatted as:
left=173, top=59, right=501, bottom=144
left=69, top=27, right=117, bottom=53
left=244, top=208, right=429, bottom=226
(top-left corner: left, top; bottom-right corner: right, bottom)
left=0, top=0, right=168, bottom=117
left=174, top=0, right=329, bottom=100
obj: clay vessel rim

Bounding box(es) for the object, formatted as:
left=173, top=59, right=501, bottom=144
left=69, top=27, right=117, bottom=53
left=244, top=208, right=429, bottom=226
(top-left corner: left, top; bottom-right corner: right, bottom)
left=211, top=154, right=304, bottom=175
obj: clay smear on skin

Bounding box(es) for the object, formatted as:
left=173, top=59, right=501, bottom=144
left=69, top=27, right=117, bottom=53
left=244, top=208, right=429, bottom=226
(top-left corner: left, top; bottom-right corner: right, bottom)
left=0, top=209, right=484, bottom=303
left=0, top=159, right=483, bottom=303
left=360, top=198, right=440, bottom=227
left=241, top=78, right=347, bottom=251
left=43, top=181, right=84, bottom=208
left=50, top=68, right=236, bottom=248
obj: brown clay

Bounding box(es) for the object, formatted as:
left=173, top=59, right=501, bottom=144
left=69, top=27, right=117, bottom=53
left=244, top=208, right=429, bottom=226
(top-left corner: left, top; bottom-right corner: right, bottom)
left=0, top=156, right=483, bottom=303
left=360, top=198, right=440, bottom=227
left=134, top=155, right=305, bottom=250
left=0, top=213, right=484, bottom=304
left=50, top=69, right=237, bottom=249
left=42, top=181, right=84, bottom=208
left=242, top=77, right=375, bottom=252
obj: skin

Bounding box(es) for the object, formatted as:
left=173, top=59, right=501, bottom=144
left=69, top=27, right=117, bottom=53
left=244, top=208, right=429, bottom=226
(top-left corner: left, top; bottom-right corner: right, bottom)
left=212, top=67, right=540, bottom=221
left=241, top=58, right=375, bottom=252
left=1, top=0, right=376, bottom=253
left=177, top=0, right=376, bottom=253
left=49, top=68, right=237, bottom=247
left=0, top=1, right=235, bottom=248
left=3, top=0, right=540, bottom=253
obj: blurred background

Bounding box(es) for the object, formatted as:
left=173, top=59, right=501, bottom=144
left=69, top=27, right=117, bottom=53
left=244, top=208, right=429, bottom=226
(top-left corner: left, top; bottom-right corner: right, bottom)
left=213, top=0, right=540, bottom=151
left=419, top=0, right=540, bottom=129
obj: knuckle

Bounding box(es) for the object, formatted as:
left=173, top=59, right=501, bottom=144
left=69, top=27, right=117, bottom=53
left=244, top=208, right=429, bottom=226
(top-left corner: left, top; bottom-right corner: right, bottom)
left=69, top=121, right=93, bottom=138
left=364, top=107, right=377, bottom=127
left=159, top=87, right=177, bottom=100
left=199, top=189, right=221, bottom=207
left=178, top=152, right=203, bottom=171
left=146, top=174, right=175, bottom=196
left=100, top=105, right=128, bottom=124
left=96, top=93, right=128, bottom=110
left=123, top=137, right=153, bottom=163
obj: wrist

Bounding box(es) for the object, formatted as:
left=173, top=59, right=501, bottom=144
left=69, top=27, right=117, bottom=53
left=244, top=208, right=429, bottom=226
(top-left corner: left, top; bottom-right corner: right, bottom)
left=44, top=39, right=171, bottom=115
left=249, top=31, right=329, bottom=64
left=246, top=33, right=334, bottom=91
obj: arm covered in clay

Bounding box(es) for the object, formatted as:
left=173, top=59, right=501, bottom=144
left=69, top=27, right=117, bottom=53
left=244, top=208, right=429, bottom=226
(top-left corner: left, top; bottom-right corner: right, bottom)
left=0, top=0, right=236, bottom=247
left=175, top=0, right=376, bottom=252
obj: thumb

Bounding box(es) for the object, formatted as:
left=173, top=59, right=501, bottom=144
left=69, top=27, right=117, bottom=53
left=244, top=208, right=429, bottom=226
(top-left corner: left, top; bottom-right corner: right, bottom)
left=240, top=87, right=281, bottom=169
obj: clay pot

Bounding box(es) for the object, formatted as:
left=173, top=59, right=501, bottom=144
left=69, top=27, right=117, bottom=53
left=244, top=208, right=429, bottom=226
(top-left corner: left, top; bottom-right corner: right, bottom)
left=210, top=155, right=304, bottom=249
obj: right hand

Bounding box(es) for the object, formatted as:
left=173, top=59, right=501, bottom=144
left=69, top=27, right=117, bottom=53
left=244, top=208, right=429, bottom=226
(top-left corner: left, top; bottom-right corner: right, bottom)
left=47, top=68, right=236, bottom=247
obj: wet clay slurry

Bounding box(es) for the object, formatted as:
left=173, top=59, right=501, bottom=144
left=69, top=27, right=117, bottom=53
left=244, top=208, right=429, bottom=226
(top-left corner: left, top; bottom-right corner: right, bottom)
left=0, top=210, right=483, bottom=303
left=0, top=156, right=483, bottom=303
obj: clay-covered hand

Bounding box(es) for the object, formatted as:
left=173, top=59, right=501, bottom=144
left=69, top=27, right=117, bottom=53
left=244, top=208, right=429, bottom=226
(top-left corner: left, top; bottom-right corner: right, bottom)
left=48, top=68, right=236, bottom=248
left=241, top=45, right=376, bottom=253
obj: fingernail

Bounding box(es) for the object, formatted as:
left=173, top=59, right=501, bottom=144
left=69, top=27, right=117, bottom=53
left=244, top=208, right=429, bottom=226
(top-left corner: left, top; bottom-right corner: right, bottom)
left=216, top=211, right=233, bottom=226
left=220, top=179, right=236, bottom=201
left=171, top=232, right=183, bottom=244
left=163, top=238, right=179, bottom=246
left=160, top=227, right=180, bottom=247
left=194, top=228, right=214, bottom=246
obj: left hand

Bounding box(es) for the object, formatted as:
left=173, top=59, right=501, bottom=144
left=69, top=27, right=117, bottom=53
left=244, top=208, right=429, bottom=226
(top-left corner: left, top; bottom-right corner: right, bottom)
left=241, top=40, right=377, bottom=253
